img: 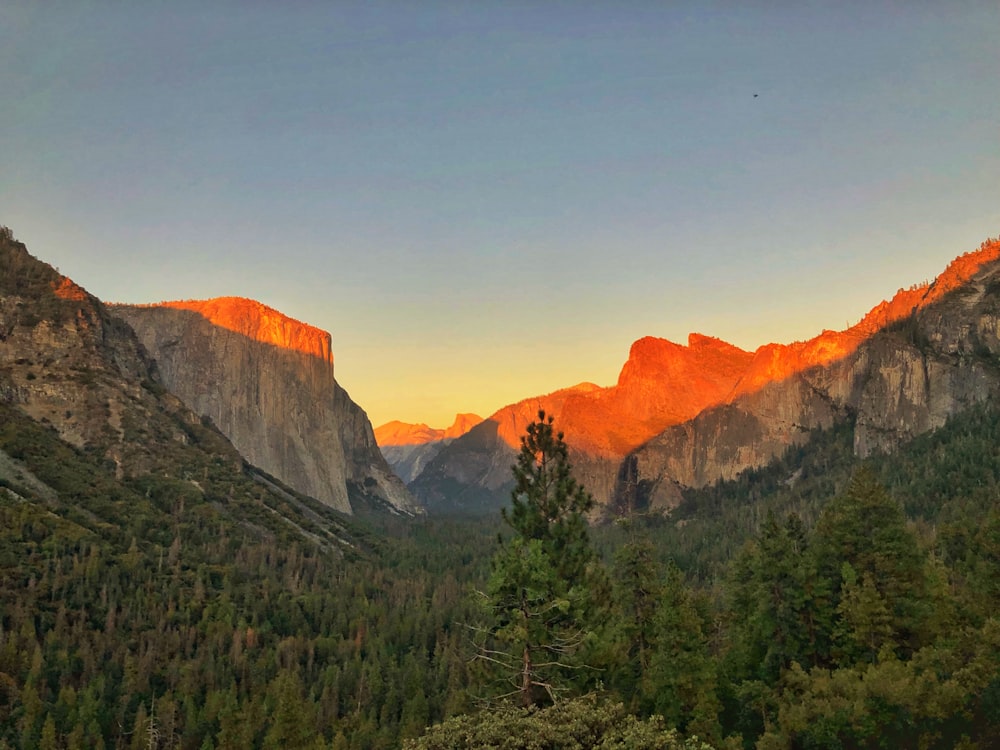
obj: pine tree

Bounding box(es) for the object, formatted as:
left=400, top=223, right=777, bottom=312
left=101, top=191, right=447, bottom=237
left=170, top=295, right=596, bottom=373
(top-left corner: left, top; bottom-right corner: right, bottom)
left=478, top=411, right=597, bottom=707
left=813, top=468, right=928, bottom=653
left=502, top=411, right=595, bottom=582
left=756, top=514, right=830, bottom=678
left=833, top=564, right=895, bottom=665
left=264, top=670, right=319, bottom=749
left=643, top=562, right=720, bottom=741
left=604, top=534, right=661, bottom=707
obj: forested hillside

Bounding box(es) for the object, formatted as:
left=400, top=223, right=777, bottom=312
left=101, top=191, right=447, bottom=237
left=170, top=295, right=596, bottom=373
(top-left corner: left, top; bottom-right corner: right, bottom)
left=4, top=397, right=1000, bottom=747
left=0, top=401, right=493, bottom=749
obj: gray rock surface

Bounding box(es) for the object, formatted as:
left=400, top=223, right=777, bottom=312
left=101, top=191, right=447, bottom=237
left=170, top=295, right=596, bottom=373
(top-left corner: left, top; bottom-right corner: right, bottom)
left=113, top=298, right=419, bottom=515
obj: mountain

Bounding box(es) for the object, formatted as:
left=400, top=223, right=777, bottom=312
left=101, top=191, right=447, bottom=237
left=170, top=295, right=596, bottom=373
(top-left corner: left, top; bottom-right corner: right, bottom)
left=376, top=413, right=483, bottom=446
left=409, top=333, right=756, bottom=513
left=375, top=413, right=482, bottom=483
left=112, top=298, right=420, bottom=515
left=620, top=239, right=1000, bottom=512
left=0, top=226, right=361, bottom=546
left=0, top=227, right=486, bottom=748
left=410, top=238, right=1000, bottom=514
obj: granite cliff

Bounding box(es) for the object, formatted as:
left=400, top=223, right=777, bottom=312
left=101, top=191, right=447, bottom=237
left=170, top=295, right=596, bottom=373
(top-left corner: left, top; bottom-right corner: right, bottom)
left=410, top=239, right=1000, bottom=515
left=375, top=413, right=482, bottom=483
left=621, top=239, right=1000, bottom=511
left=112, top=298, right=419, bottom=515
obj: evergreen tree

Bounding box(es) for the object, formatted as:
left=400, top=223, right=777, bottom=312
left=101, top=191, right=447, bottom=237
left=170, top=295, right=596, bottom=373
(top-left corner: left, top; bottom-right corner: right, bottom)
left=502, top=411, right=595, bottom=582
left=263, top=670, right=320, bottom=749
left=478, top=411, right=597, bottom=707
left=728, top=513, right=831, bottom=683
left=604, top=533, right=661, bottom=707
left=833, top=564, right=894, bottom=665
left=643, top=563, right=721, bottom=741
left=813, top=468, right=928, bottom=655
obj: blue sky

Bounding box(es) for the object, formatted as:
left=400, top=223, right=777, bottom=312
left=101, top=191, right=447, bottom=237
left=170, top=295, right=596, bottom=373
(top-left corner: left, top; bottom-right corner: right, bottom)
left=2, top=2, right=998, bottom=428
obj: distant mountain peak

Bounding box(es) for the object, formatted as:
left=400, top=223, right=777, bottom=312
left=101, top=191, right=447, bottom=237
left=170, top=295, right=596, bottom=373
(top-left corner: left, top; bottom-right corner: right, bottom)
left=376, top=413, right=484, bottom=447
left=444, top=413, right=484, bottom=439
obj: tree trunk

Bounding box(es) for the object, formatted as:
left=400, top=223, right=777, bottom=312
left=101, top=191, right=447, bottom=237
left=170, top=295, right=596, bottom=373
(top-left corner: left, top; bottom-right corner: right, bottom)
left=521, top=644, right=532, bottom=707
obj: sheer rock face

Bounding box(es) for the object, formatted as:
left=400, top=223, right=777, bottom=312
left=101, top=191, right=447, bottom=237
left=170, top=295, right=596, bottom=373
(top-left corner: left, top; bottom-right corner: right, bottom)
left=411, top=240, right=1000, bottom=515
left=112, top=298, right=419, bottom=515
left=624, top=241, right=1000, bottom=511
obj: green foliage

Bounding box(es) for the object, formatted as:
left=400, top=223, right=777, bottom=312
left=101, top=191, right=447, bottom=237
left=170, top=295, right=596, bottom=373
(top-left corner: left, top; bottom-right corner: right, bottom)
left=642, top=563, right=721, bottom=741
left=728, top=513, right=833, bottom=684
left=503, top=411, right=595, bottom=581
left=403, top=694, right=717, bottom=750
left=813, top=468, right=930, bottom=655
left=0, top=399, right=496, bottom=749
left=599, top=534, right=661, bottom=707
left=477, top=411, right=598, bottom=707
left=759, top=620, right=1000, bottom=750
left=833, top=566, right=895, bottom=665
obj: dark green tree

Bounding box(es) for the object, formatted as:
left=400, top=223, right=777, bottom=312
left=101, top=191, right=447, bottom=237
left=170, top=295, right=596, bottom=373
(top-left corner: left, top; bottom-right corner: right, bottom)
left=833, top=564, right=895, bottom=664
left=728, top=513, right=832, bottom=684
left=502, top=411, right=595, bottom=582
left=813, top=468, right=929, bottom=657
left=643, top=562, right=721, bottom=741
left=602, top=532, right=661, bottom=708
left=477, top=411, right=597, bottom=707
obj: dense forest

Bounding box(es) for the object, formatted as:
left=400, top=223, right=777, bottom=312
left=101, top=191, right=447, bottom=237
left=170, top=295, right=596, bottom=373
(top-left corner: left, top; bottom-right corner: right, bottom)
left=2, top=228, right=1000, bottom=748
left=4, top=388, right=1000, bottom=748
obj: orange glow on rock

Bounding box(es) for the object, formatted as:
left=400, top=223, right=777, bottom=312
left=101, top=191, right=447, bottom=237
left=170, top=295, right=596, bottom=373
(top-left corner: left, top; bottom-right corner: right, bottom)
left=732, top=239, right=1000, bottom=396
left=485, top=240, right=1000, bottom=457
left=376, top=413, right=484, bottom=447
left=153, top=297, right=333, bottom=363
left=52, top=277, right=88, bottom=301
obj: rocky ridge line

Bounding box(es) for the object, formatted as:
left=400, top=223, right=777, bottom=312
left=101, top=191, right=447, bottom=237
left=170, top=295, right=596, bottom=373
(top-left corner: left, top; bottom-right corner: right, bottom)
left=410, top=239, right=1000, bottom=514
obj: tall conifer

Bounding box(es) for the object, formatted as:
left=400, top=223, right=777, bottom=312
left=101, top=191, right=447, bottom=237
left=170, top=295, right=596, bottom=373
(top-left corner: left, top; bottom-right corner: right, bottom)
left=479, top=411, right=596, bottom=707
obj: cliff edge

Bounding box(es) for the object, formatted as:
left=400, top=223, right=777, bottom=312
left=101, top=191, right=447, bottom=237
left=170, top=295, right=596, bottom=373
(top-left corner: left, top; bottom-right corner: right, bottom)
left=113, top=298, right=419, bottom=515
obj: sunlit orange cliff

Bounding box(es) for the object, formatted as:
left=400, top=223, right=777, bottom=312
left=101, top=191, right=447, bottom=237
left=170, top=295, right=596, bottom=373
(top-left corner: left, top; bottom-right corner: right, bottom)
left=496, top=239, right=1000, bottom=456
left=410, top=239, right=1000, bottom=512
left=112, top=297, right=418, bottom=515
left=134, top=297, right=334, bottom=364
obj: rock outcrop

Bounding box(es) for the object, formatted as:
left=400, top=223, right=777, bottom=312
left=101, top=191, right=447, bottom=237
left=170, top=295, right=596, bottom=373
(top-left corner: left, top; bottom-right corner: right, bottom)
left=375, top=413, right=482, bottom=483
left=112, top=298, right=419, bottom=515
left=410, top=335, right=757, bottom=512
left=0, top=228, right=244, bottom=482
left=621, top=240, right=1000, bottom=511
left=410, top=239, right=1000, bottom=515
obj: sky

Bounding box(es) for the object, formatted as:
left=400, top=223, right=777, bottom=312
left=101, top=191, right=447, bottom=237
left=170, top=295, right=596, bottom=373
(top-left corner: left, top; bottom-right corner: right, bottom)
left=2, top=2, right=998, bottom=429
